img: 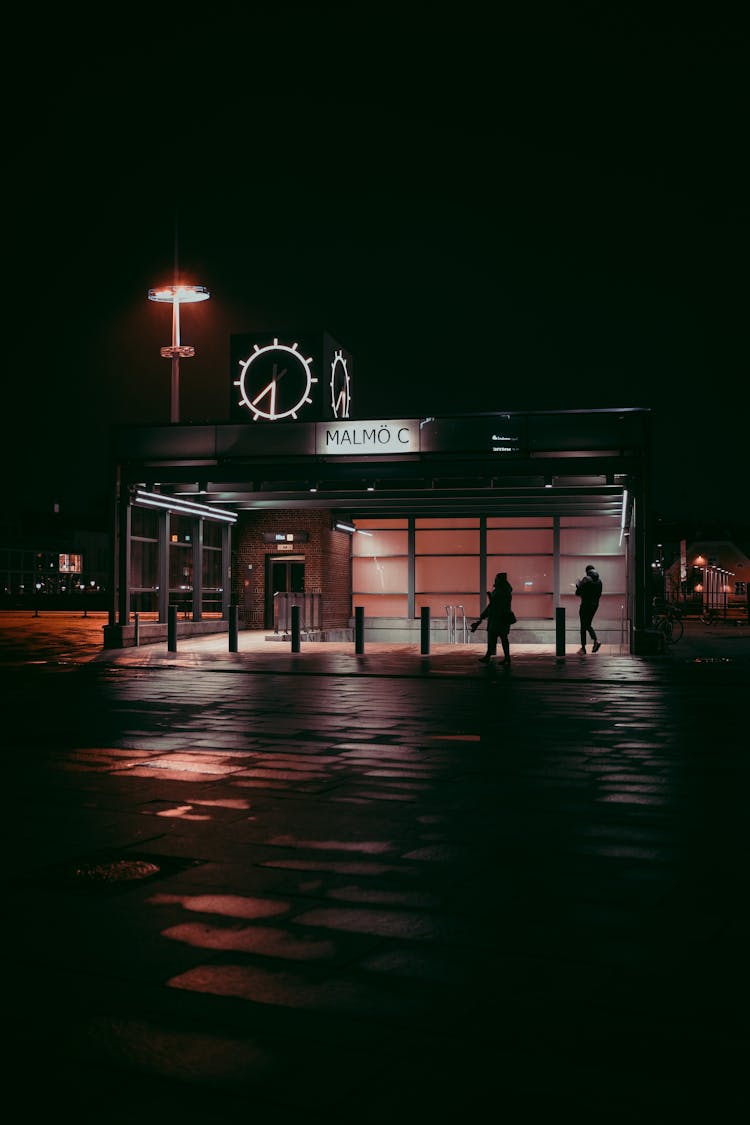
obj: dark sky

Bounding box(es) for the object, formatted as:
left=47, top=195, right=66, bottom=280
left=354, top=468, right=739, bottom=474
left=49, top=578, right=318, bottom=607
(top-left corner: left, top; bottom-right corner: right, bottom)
left=6, top=6, right=749, bottom=526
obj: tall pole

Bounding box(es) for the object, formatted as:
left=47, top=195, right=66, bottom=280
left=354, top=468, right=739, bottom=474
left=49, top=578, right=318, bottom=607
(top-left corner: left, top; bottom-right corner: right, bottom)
left=148, top=282, right=210, bottom=423
left=170, top=221, right=180, bottom=423
left=149, top=218, right=210, bottom=424
left=171, top=298, right=181, bottom=423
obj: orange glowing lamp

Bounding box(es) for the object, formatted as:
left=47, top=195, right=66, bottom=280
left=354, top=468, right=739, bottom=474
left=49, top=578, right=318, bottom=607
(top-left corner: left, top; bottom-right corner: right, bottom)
left=148, top=284, right=210, bottom=422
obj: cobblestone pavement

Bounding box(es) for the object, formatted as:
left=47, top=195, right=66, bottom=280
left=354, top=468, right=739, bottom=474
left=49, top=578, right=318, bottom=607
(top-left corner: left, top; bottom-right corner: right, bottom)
left=2, top=613, right=748, bottom=1123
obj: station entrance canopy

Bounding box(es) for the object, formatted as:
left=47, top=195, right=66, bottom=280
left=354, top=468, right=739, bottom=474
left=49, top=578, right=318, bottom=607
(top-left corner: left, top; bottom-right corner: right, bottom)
left=108, top=407, right=651, bottom=649
left=112, top=408, right=648, bottom=521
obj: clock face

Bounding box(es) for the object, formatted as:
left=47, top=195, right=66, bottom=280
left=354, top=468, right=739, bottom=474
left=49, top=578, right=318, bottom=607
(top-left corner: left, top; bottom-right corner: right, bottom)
left=234, top=339, right=317, bottom=421
left=329, top=348, right=352, bottom=419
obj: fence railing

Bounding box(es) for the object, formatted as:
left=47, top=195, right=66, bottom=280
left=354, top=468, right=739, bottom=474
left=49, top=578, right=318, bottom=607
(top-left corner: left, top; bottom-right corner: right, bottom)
left=273, top=592, right=322, bottom=634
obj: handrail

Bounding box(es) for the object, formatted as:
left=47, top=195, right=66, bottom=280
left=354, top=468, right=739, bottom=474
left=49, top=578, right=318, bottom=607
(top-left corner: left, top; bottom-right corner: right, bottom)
left=444, top=604, right=467, bottom=644
left=273, top=591, right=321, bottom=634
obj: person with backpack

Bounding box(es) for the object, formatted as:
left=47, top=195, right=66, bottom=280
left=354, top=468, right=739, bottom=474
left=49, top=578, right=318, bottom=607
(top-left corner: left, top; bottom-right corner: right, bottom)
left=575, top=564, right=602, bottom=653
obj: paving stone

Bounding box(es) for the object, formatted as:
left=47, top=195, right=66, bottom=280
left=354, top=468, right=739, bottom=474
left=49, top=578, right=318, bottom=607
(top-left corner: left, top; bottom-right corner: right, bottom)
left=3, top=619, right=749, bottom=1120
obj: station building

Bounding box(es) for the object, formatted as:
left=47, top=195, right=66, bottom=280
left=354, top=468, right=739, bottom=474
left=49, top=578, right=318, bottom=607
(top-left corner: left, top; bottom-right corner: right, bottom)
left=104, top=331, right=653, bottom=653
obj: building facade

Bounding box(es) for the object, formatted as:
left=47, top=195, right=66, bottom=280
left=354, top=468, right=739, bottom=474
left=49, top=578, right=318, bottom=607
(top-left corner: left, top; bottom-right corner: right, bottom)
left=104, top=405, right=653, bottom=652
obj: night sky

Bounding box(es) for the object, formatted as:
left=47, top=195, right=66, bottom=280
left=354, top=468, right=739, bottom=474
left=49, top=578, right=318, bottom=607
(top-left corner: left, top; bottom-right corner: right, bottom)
left=6, top=7, right=749, bottom=526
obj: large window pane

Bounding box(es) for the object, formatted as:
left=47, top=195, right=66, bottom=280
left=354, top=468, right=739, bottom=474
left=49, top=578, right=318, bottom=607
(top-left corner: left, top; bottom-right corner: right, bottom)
left=352, top=529, right=408, bottom=557
left=170, top=515, right=194, bottom=544
left=486, top=557, right=553, bottom=594
left=352, top=595, right=408, bottom=616
left=131, top=508, right=159, bottom=539
left=130, top=591, right=158, bottom=614
left=560, top=557, right=627, bottom=600
left=169, top=544, right=193, bottom=588
left=510, top=594, right=554, bottom=618
left=487, top=529, right=553, bottom=554
left=203, top=521, right=222, bottom=548
left=415, top=529, right=480, bottom=554
left=353, top=556, right=407, bottom=594
left=559, top=524, right=623, bottom=556
left=416, top=555, right=479, bottom=591
left=202, top=549, right=222, bottom=587
left=131, top=540, right=158, bottom=588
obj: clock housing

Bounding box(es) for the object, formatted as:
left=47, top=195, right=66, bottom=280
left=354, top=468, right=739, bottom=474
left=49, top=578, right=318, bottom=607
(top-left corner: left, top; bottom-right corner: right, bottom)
left=230, top=331, right=353, bottom=423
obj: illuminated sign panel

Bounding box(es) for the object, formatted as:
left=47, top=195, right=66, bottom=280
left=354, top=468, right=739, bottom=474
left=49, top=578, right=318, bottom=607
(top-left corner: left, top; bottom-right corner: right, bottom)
left=59, top=553, right=83, bottom=573
left=316, top=420, right=420, bottom=455
left=418, top=416, right=524, bottom=455
left=262, top=532, right=310, bottom=543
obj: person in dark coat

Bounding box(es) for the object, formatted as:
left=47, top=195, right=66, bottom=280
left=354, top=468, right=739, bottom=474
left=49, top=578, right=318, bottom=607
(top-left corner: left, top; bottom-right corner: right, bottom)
left=471, top=572, right=514, bottom=666
left=575, top=564, right=602, bottom=653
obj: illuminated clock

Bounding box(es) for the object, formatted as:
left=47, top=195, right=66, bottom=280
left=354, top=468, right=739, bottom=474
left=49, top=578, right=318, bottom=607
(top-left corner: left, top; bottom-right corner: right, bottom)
left=234, top=338, right=318, bottom=421
left=329, top=348, right=352, bottom=419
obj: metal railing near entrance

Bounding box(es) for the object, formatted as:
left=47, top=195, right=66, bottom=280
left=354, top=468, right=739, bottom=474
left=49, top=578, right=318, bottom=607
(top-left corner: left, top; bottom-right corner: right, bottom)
left=444, top=604, right=468, bottom=644
left=274, top=592, right=321, bottom=635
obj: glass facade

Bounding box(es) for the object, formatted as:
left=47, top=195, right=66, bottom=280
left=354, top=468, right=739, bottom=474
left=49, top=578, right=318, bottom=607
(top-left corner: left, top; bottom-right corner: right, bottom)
left=352, top=514, right=628, bottom=626
left=202, top=519, right=224, bottom=616
left=126, top=506, right=230, bottom=621
left=130, top=507, right=160, bottom=614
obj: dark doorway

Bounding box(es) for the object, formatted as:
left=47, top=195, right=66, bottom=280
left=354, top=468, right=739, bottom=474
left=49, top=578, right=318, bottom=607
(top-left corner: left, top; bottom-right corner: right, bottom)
left=265, top=556, right=305, bottom=629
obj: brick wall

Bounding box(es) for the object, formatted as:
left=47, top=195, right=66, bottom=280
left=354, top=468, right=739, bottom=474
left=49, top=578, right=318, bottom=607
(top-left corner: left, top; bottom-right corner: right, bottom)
left=232, top=509, right=352, bottom=628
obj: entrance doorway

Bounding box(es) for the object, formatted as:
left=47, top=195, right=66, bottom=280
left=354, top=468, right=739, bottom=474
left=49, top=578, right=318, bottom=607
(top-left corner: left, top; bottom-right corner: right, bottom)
left=265, top=556, right=305, bottom=629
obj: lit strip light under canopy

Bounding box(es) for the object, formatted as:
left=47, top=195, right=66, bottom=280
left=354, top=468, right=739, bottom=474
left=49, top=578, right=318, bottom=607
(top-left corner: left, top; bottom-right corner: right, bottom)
left=619, top=488, right=629, bottom=545
left=134, top=489, right=237, bottom=523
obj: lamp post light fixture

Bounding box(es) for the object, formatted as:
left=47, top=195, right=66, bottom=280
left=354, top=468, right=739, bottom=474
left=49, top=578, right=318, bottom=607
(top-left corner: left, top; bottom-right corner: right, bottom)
left=148, top=284, right=210, bottom=423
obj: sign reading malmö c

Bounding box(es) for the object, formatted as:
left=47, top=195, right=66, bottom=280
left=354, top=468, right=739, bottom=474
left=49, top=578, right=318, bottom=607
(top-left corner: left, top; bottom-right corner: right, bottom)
left=316, top=420, right=419, bottom=455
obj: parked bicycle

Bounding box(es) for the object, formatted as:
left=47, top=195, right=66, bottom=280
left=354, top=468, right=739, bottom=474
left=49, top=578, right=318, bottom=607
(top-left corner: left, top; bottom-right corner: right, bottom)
left=700, top=606, right=721, bottom=625
left=652, top=600, right=684, bottom=644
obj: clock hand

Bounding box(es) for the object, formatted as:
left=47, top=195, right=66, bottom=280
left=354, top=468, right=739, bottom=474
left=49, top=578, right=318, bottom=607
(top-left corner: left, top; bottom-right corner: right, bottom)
left=250, top=363, right=289, bottom=414
left=250, top=382, right=272, bottom=411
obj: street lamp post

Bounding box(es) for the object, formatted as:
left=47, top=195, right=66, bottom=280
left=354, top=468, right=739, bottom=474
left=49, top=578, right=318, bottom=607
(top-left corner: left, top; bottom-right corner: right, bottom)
left=148, top=284, right=210, bottom=423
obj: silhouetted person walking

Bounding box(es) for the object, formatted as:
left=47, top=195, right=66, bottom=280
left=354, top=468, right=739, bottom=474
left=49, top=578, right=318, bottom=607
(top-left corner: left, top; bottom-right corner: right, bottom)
left=471, top=572, right=515, bottom=667
left=576, top=564, right=602, bottom=653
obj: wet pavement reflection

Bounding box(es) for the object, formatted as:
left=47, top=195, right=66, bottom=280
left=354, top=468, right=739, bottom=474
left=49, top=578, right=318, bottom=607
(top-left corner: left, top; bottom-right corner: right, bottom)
left=2, top=612, right=748, bottom=1123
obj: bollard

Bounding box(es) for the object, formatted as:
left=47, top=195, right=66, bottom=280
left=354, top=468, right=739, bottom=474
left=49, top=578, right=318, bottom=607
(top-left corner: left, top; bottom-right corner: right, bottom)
left=168, top=605, right=177, bottom=652
left=420, top=605, right=430, bottom=654
left=355, top=606, right=365, bottom=654
left=134, top=612, right=140, bottom=647
left=291, top=604, right=301, bottom=653
left=555, top=606, right=566, bottom=658
left=229, top=604, right=238, bottom=652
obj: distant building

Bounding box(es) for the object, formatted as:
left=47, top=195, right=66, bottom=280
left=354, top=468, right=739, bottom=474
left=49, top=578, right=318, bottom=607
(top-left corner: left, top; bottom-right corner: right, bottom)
left=665, top=539, right=749, bottom=617
left=0, top=506, right=110, bottom=608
